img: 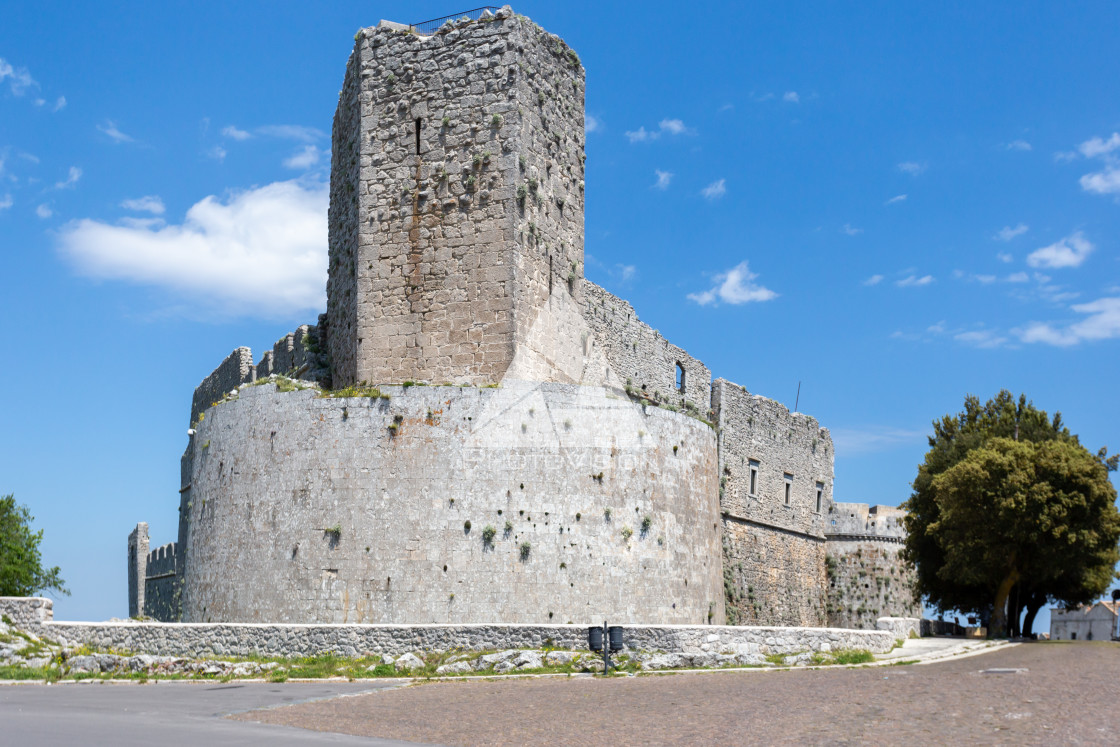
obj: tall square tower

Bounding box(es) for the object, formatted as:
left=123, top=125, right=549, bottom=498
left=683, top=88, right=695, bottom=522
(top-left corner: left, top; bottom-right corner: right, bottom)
left=328, top=8, right=586, bottom=386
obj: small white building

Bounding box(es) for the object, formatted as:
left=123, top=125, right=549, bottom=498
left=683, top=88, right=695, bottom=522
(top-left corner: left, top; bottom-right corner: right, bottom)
left=1050, top=601, right=1119, bottom=641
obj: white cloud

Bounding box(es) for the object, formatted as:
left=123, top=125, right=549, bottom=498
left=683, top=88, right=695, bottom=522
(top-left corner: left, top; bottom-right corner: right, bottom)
left=207, top=145, right=228, bottom=162
left=222, top=125, right=252, bottom=141
left=841, top=223, right=862, bottom=236
left=885, top=194, right=907, bottom=205
left=97, top=120, right=135, bottom=144
left=863, top=274, right=884, bottom=286
left=55, top=166, right=81, bottom=189
left=1079, top=166, right=1120, bottom=195
left=659, top=118, right=687, bottom=135
left=830, top=426, right=924, bottom=456
left=782, top=91, right=799, bottom=103
left=896, top=274, right=934, bottom=287
left=615, top=264, right=636, bottom=282
left=1006, top=272, right=1029, bottom=283
left=120, top=195, right=165, bottom=215
left=624, top=126, right=652, bottom=143
left=57, top=179, right=328, bottom=318
left=585, top=114, right=601, bottom=133
left=995, top=223, right=1028, bottom=241
left=283, top=145, right=321, bottom=170
left=0, top=57, right=36, bottom=96
left=997, top=252, right=1014, bottom=263
left=0, top=193, right=12, bottom=210
left=624, top=118, right=692, bottom=143
left=1026, top=231, right=1093, bottom=269
left=955, top=329, right=1008, bottom=348
left=653, top=169, right=672, bottom=190
left=701, top=179, right=726, bottom=200
left=36, top=203, right=52, bottom=218
left=52, top=96, right=66, bottom=111
left=1005, top=140, right=1032, bottom=151
left=256, top=124, right=324, bottom=142
left=897, top=161, right=926, bottom=175
left=1017, top=297, right=1120, bottom=346
left=687, top=261, right=776, bottom=306
left=1078, top=133, right=1120, bottom=158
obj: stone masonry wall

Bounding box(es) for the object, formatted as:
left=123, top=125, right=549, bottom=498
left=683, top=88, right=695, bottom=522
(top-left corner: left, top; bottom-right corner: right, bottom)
left=127, top=523, right=148, bottom=618
left=144, top=542, right=181, bottom=622
left=189, top=347, right=254, bottom=426
left=328, top=8, right=585, bottom=387
left=179, top=380, right=724, bottom=625
left=825, top=503, right=919, bottom=629
left=581, top=282, right=712, bottom=413
left=712, top=379, right=834, bottom=627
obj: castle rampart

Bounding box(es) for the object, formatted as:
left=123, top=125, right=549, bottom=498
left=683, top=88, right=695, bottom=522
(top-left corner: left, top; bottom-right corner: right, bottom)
left=581, top=283, right=712, bottom=413
left=179, top=380, right=723, bottom=624
left=825, top=503, right=919, bottom=629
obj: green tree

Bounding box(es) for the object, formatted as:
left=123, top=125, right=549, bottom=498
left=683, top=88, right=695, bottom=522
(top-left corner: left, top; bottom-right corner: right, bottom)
left=0, top=494, right=69, bottom=597
left=903, top=391, right=1120, bottom=636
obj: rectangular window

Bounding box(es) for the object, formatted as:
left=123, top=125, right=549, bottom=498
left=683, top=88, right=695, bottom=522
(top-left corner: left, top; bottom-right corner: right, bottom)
left=815, top=482, right=824, bottom=513
left=783, top=473, right=793, bottom=505
left=748, top=460, right=759, bottom=497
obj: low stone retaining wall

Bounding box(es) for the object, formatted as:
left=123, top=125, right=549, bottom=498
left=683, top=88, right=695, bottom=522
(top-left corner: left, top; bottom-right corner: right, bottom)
left=3, top=598, right=894, bottom=658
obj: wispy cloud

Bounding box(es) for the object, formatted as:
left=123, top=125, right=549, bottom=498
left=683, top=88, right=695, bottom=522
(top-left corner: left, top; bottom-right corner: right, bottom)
left=36, top=203, right=52, bottom=219
left=896, top=274, right=934, bottom=287
left=1072, top=132, right=1120, bottom=195
left=585, top=114, right=601, bottom=133
left=1078, top=133, right=1120, bottom=158
left=624, top=118, right=693, bottom=143
left=207, top=145, right=227, bottom=162
left=830, top=426, right=924, bottom=456
left=97, top=120, right=135, bottom=144
left=885, top=194, right=907, bottom=205
left=52, top=96, right=65, bottom=111
left=653, top=169, right=672, bottom=190
left=841, top=223, right=862, bottom=236
left=994, top=223, right=1028, bottom=241
left=57, top=179, right=328, bottom=318
left=121, top=195, right=165, bottom=215
left=783, top=91, right=799, bottom=103
left=1005, top=140, right=1032, bottom=151
left=897, top=161, right=926, bottom=175
left=282, top=145, right=321, bottom=170
left=1026, top=231, right=1093, bottom=269
left=687, top=261, right=777, bottom=306
left=0, top=194, right=12, bottom=210
left=55, top=166, right=82, bottom=189
left=863, top=274, right=884, bottom=286
left=1017, top=297, right=1120, bottom=346
left=256, top=125, right=325, bottom=142
left=0, top=57, right=37, bottom=96
left=701, top=179, right=726, bottom=200
left=954, top=329, right=1008, bottom=348
left=222, top=125, right=252, bottom=141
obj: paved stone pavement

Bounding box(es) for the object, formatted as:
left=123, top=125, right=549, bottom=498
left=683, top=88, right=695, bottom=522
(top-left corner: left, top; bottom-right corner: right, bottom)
left=0, top=680, right=424, bottom=746
left=236, top=641, right=1119, bottom=745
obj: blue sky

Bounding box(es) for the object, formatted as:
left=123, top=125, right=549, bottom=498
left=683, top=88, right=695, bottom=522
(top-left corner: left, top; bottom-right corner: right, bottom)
left=1, top=2, right=1117, bottom=630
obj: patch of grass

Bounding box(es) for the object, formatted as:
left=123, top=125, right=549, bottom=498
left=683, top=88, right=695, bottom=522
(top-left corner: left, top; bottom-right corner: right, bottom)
left=0, top=665, right=53, bottom=680
left=319, top=384, right=390, bottom=400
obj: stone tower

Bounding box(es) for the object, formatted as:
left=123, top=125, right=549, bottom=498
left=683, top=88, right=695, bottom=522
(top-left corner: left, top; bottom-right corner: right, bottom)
left=328, top=8, right=586, bottom=387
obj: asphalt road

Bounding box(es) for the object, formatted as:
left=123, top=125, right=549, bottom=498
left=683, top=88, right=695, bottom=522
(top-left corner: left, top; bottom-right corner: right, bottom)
left=0, top=679, right=428, bottom=746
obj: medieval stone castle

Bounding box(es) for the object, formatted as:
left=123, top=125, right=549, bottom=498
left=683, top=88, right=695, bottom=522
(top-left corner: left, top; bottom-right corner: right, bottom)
left=127, top=7, right=919, bottom=631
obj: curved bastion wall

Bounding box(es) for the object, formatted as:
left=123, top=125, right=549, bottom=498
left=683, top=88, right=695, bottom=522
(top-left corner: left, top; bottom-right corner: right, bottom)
left=178, top=380, right=724, bottom=625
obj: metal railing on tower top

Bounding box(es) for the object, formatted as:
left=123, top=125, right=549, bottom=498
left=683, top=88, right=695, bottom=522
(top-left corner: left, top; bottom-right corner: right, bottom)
left=410, top=7, right=502, bottom=36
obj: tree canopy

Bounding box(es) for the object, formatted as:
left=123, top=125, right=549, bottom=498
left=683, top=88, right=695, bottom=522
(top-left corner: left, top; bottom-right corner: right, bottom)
left=0, top=494, right=69, bottom=598
left=902, top=391, right=1120, bottom=637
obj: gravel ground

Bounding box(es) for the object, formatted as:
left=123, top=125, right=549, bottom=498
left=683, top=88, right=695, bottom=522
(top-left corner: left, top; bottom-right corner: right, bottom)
left=233, top=641, right=1120, bottom=745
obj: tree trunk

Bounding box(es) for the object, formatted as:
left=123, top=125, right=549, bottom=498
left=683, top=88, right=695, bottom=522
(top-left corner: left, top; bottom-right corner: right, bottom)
left=1022, top=594, right=1046, bottom=638
left=990, top=569, right=1020, bottom=638
left=1009, top=584, right=1025, bottom=638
